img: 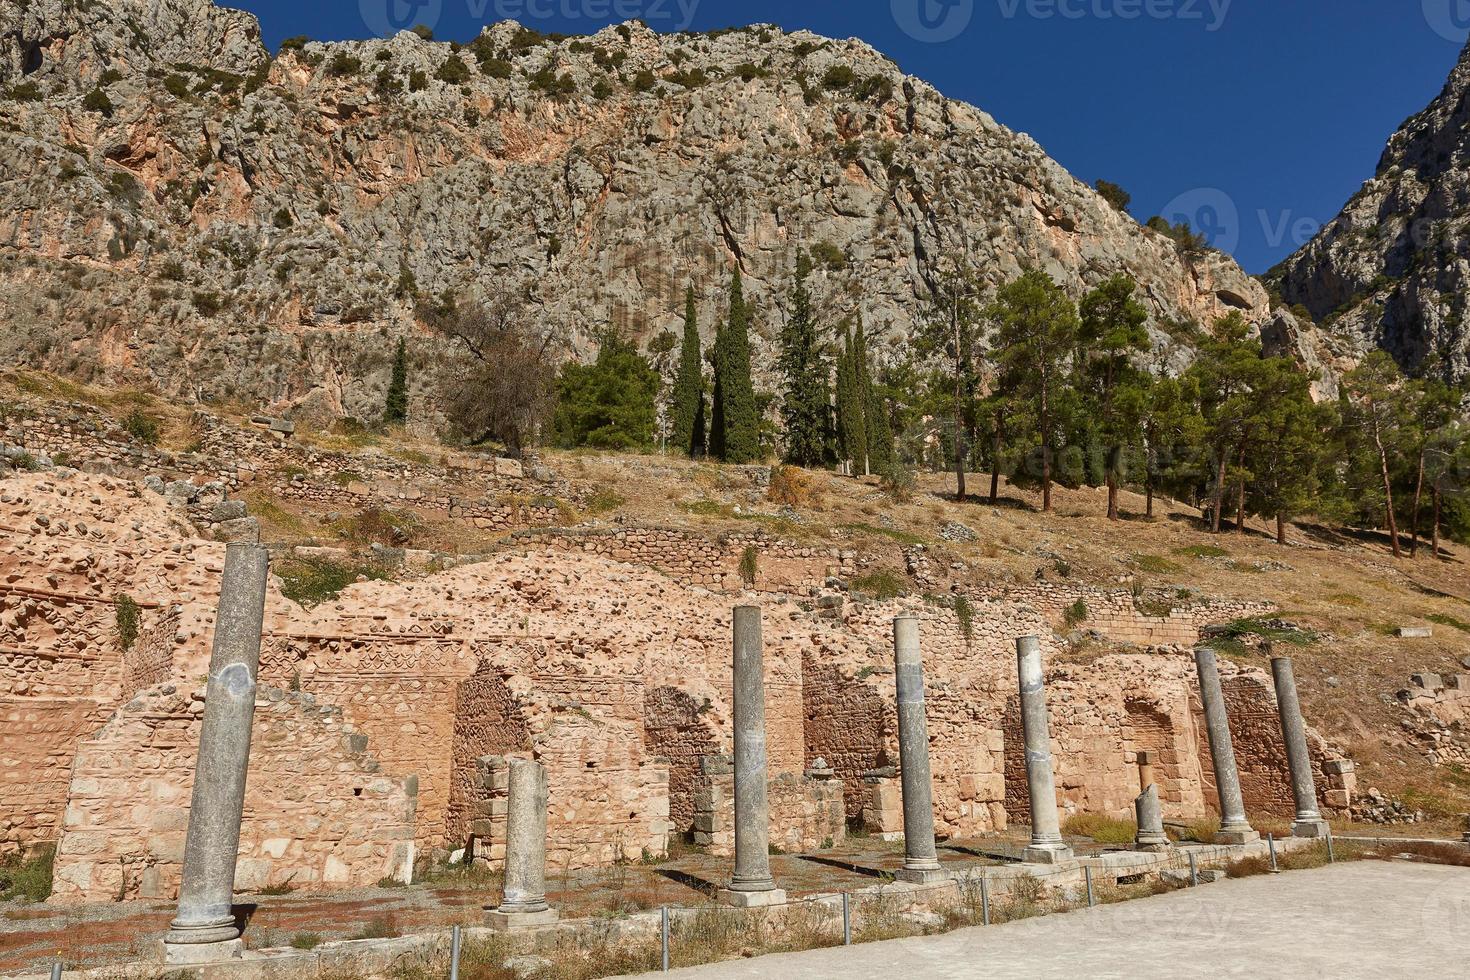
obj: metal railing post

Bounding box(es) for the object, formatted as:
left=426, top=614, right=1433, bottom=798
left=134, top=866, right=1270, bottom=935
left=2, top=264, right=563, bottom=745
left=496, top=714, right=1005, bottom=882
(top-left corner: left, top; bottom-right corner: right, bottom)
left=1268, top=833, right=1279, bottom=873
left=449, top=924, right=461, bottom=980
left=981, top=876, right=990, bottom=925
left=1188, top=851, right=1198, bottom=886
left=1084, top=866, right=1095, bottom=907
left=661, top=906, right=670, bottom=972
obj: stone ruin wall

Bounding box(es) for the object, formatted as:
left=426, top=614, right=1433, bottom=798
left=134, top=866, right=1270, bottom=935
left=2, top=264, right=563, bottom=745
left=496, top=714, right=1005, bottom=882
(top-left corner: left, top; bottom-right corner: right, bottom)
left=505, top=526, right=858, bottom=594
left=692, top=755, right=846, bottom=856
left=51, top=684, right=417, bottom=903
left=1194, top=673, right=1355, bottom=817
left=977, top=582, right=1275, bottom=649
left=0, top=471, right=1359, bottom=905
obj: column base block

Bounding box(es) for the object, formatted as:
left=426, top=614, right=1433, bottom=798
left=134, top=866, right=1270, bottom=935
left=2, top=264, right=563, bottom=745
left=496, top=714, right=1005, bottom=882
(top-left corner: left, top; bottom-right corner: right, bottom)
left=895, top=867, right=952, bottom=885
left=160, top=938, right=245, bottom=966
left=1021, top=845, right=1074, bottom=865
left=1291, top=819, right=1331, bottom=839
left=485, top=908, right=560, bottom=932
left=1133, top=835, right=1172, bottom=852
left=718, top=888, right=787, bottom=908
left=1213, top=828, right=1260, bottom=846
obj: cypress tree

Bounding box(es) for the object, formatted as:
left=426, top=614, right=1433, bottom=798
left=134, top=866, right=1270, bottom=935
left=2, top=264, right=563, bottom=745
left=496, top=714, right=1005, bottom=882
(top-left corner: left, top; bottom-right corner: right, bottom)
left=854, top=319, right=894, bottom=477
left=835, top=322, right=867, bottom=473
left=384, top=337, right=409, bottom=424
left=778, top=255, right=830, bottom=466
left=709, top=320, right=727, bottom=461
left=669, top=286, right=705, bottom=458
left=719, top=267, right=760, bottom=463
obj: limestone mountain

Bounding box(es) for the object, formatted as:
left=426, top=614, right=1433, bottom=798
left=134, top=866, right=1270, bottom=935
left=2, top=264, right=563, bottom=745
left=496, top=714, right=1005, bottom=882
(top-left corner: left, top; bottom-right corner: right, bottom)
left=1, top=0, right=1273, bottom=424
left=1271, top=38, right=1470, bottom=382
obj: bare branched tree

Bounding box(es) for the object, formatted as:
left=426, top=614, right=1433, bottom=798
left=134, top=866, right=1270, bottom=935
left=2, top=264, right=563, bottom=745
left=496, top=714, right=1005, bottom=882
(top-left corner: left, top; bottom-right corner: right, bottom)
left=429, top=286, right=557, bottom=458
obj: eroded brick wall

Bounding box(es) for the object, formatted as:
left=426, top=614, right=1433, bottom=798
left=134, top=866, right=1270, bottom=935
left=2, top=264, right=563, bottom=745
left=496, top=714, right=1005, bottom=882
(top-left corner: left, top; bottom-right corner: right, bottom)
left=644, top=686, right=720, bottom=835
left=446, top=667, right=533, bottom=849
left=51, top=685, right=416, bottom=903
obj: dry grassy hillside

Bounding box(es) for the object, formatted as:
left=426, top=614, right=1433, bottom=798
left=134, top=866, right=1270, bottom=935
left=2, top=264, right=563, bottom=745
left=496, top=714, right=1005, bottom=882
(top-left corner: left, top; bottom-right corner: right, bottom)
left=3, top=368, right=1468, bottom=834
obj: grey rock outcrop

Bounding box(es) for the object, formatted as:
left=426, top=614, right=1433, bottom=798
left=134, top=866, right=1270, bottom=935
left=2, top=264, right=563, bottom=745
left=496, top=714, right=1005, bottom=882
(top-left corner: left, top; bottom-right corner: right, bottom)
left=0, top=2, right=1272, bottom=424
left=1272, top=39, right=1470, bottom=381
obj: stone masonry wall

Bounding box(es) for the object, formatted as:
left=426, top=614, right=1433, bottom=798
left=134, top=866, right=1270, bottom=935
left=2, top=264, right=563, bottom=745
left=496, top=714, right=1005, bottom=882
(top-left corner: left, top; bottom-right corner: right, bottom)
left=51, top=684, right=417, bottom=903
left=691, top=755, right=846, bottom=856
left=978, top=582, right=1275, bottom=649
left=506, top=526, right=857, bottom=594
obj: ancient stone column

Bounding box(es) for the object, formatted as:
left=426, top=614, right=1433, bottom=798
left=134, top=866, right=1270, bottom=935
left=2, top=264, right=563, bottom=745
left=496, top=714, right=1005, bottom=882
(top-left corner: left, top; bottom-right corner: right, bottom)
left=720, top=606, right=786, bottom=907
left=1134, top=784, right=1170, bottom=851
left=1271, top=657, right=1330, bottom=838
left=486, top=758, right=558, bottom=930
left=893, top=617, right=948, bottom=883
left=1016, top=636, right=1073, bottom=864
left=163, top=543, right=270, bottom=965
left=1194, top=647, right=1260, bottom=845
left=1136, top=750, right=1156, bottom=792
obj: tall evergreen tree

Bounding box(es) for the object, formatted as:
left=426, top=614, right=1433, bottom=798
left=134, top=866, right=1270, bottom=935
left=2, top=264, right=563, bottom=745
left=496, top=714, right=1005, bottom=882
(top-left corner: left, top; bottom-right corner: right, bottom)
left=778, top=256, right=830, bottom=466
left=718, top=268, right=761, bottom=463
left=384, top=337, right=409, bottom=424
left=916, top=268, right=986, bottom=500
left=990, top=269, right=1081, bottom=513
left=1078, top=275, right=1150, bottom=520
left=1186, top=312, right=1266, bottom=533
left=835, top=322, right=868, bottom=473
left=1342, top=352, right=1411, bottom=558
left=854, top=319, right=894, bottom=477
left=1247, top=358, right=1330, bottom=544
left=709, top=321, right=727, bottom=461
left=668, top=286, right=705, bottom=458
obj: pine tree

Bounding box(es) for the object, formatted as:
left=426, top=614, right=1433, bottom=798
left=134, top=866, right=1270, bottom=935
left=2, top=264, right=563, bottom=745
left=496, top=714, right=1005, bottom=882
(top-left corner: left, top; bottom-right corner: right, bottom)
left=718, top=268, right=761, bottom=463
left=1246, top=357, right=1330, bottom=545
left=550, top=330, right=661, bottom=450
left=778, top=256, right=831, bottom=466
left=1342, top=352, right=1411, bottom=558
left=1185, top=312, right=1267, bottom=533
left=990, top=269, right=1081, bottom=512
left=384, top=337, right=409, bottom=424
left=669, top=286, right=705, bottom=458
left=1078, top=274, right=1150, bottom=520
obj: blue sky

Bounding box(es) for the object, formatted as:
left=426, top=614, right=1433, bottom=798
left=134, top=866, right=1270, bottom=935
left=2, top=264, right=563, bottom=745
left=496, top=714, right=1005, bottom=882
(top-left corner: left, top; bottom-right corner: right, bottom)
left=231, top=0, right=1468, bottom=273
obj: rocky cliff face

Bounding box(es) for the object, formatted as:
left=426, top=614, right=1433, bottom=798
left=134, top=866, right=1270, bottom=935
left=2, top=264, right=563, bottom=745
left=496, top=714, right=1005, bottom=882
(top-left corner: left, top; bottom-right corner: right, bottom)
left=1271, top=39, right=1470, bottom=382
left=0, top=0, right=1274, bottom=423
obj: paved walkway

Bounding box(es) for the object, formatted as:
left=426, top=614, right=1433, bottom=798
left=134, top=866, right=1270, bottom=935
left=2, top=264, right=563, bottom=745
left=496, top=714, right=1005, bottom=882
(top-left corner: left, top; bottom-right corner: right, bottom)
left=638, top=862, right=1469, bottom=979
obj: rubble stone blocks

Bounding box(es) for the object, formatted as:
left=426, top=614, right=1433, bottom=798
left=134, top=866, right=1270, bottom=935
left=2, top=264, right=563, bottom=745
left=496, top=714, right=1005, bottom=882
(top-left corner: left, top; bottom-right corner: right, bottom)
left=1271, top=657, right=1331, bottom=838
left=1016, top=636, right=1073, bottom=865
left=892, top=616, right=949, bottom=884
left=719, top=606, right=786, bottom=908
left=162, top=543, right=270, bottom=965
left=486, top=758, right=558, bottom=931
left=1195, top=648, right=1260, bottom=845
